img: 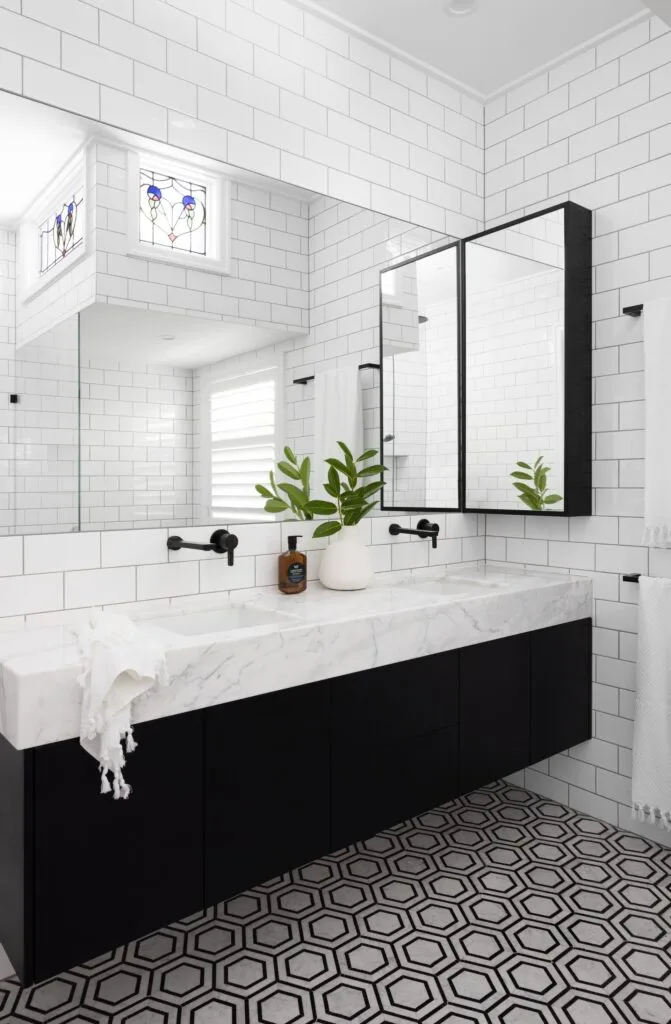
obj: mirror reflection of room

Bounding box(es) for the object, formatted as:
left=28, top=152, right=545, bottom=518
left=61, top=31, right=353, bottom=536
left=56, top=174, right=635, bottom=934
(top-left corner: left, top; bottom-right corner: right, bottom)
left=1, top=93, right=449, bottom=536
left=465, top=211, right=566, bottom=512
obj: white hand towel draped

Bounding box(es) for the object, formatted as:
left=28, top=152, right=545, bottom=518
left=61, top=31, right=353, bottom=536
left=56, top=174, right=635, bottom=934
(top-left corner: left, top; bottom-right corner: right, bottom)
left=314, top=365, right=363, bottom=499
left=632, top=576, right=671, bottom=830
left=643, top=299, right=671, bottom=546
left=73, top=612, right=168, bottom=799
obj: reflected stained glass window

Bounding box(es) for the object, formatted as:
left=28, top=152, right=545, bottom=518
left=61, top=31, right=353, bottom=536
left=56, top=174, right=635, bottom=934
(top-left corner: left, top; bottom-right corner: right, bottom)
left=39, top=190, right=84, bottom=275
left=139, top=168, right=207, bottom=255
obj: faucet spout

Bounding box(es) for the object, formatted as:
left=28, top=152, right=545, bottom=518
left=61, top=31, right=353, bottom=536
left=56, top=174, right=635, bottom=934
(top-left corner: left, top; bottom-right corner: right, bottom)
left=389, top=519, right=440, bottom=549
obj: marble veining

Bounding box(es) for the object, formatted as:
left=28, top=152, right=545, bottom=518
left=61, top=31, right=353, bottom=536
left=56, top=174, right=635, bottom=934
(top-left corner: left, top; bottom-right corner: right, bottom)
left=0, top=568, right=591, bottom=751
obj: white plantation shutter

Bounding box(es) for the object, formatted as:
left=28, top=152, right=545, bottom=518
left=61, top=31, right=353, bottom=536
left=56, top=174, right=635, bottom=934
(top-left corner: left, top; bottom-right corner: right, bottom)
left=208, top=368, right=278, bottom=520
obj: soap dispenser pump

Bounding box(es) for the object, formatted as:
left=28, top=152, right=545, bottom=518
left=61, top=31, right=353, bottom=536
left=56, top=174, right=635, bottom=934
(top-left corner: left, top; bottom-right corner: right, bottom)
left=278, top=535, right=307, bottom=595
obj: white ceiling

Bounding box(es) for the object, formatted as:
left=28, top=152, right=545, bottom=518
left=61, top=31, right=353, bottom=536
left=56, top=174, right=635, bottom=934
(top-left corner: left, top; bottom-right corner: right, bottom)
left=79, top=303, right=305, bottom=369
left=297, top=0, right=649, bottom=98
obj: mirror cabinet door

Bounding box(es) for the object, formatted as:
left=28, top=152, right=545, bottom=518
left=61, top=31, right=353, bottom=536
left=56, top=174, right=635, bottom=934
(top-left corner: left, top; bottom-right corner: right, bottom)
left=380, top=243, right=460, bottom=511
left=464, top=203, right=591, bottom=515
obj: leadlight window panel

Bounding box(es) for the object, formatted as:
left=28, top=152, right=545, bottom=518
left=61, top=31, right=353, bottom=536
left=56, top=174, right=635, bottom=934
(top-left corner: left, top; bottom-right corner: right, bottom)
left=209, top=371, right=277, bottom=520
left=39, top=189, right=84, bottom=276
left=140, top=168, right=207, bottom=256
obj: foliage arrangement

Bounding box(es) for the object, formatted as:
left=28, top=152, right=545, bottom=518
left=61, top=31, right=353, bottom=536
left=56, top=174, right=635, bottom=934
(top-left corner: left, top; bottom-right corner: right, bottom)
left=256, top=443, right=386, bottom=538
left=255, top=447, right=313, bottom=520
left=511, top=455, right=563, bottom=511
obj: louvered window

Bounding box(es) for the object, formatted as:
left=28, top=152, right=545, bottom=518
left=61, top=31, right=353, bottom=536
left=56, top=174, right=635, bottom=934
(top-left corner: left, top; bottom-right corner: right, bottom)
left=208, top=368, right=278, bottom=521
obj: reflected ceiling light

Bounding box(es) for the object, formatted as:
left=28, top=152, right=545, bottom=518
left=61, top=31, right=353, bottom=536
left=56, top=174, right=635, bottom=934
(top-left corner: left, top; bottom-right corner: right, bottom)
left=444, top=0, right=477, bottom=14
left=160, top=334, right=176, bottom=341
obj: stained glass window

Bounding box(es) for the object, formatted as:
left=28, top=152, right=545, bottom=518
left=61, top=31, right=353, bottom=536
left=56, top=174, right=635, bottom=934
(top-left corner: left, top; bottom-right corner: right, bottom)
left=139, top=168, right=207, bottom=255
left=39, top=190, right=84, bottom=275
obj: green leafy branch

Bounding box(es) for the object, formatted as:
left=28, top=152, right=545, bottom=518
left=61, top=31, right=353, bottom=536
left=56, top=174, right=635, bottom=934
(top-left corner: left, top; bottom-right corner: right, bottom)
left=255, top=446, right=313, bottom=520
left=511, top=456, right=562, bottom=512
left=307, top=442, right=387, bottom=539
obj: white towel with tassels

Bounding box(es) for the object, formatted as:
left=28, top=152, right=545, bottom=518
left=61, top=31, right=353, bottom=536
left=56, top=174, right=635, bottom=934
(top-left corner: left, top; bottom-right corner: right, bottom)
left=643, top=298, right=671, bottom=546
left=73, top=612, right=168, bottom=798
left=632, top=576, right=671, bottom=830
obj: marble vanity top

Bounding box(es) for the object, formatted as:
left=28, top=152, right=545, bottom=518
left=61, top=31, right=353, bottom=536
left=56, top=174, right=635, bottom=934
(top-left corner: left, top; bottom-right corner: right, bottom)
left=0, top=566, right=592, bottom=750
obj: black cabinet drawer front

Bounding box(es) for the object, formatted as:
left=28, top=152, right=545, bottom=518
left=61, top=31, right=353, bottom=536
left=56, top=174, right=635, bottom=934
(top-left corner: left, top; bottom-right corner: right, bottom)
left=331, top=652, right=459, bottom=746
left=530, top=617, right=592, bottom=762
left=331, top=726, right=459, bottom=850
left=459, top=633, right=530, bottom=793
left=33, top=712, right=205, bottom=982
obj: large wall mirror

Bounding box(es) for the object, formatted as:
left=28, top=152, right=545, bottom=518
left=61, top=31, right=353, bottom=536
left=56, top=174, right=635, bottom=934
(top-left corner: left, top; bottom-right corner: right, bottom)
left=463, top=204, right=591, bottom=516
left=1, top=92, right=451, bottom=537
left=379, top=202, right=591, bottom=516
left=380, top=243, right=460, bottom=511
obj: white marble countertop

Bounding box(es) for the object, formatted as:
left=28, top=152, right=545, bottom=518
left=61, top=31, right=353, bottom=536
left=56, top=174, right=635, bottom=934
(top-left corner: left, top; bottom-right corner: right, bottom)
left=0, top=566, right=592, bottom=750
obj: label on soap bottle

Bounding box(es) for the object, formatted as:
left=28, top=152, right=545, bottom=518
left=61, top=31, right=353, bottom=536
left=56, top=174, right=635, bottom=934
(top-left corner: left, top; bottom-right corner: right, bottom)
left=287, top=561, right=306, bottom=585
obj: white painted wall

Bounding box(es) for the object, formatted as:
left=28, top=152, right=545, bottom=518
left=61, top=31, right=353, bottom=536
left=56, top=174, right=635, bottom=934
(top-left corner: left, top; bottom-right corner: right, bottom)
left=484, top=13, right=671, bottom=840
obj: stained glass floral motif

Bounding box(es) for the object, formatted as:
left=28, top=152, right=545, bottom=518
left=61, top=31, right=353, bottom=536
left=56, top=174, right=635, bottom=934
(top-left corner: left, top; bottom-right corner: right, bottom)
left=39, top=191, right=84, bottom=275
left=139, top=168, right=207, bottom=255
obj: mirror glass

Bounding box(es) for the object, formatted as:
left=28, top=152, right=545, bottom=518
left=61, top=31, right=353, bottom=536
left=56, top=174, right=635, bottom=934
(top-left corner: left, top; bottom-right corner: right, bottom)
left=1, top=91, right=451, bottom=536
left=464, top=210, right=565, bottom=512
left=380, top=244, right=460, bottom=510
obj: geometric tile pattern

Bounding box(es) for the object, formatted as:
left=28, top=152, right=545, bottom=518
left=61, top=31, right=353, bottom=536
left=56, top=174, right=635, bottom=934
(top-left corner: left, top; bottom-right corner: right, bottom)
left=2, top=781, right=670, bottom=1023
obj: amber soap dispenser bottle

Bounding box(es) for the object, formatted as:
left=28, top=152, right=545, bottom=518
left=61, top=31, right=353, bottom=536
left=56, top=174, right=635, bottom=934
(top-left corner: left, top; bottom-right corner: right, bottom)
left=278, top=535, right=307, bottom=594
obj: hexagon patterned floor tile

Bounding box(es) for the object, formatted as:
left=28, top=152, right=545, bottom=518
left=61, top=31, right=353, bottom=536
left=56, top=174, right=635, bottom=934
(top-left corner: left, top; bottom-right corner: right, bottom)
left=2, top=781, right=671, bottom=1023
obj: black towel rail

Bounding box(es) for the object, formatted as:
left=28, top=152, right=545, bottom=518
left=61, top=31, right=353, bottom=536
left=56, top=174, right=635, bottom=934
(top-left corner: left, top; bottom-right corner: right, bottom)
left=622, top=304, right=643, bottom=317
left=622, top=573, right=641, bottom=583
left=293, top=362, right=380, bottom=386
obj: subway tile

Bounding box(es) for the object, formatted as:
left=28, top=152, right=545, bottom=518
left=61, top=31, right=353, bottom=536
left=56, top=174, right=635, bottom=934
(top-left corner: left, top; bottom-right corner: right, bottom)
left=65, top=566, right=135, bottom=608
left=620, top=30, right=671, bottom=82
left=101, top=529, right=168, bottom=567
left=100, top=11, right=166, bottom=69
left=137, top=561, right=199, bottom=600
left=548, top=541, right=595, bottom=571
left=23, top=0, right=99, bottom=41
left=621, top=95, right=671, bottom=140
left=524, top=86, right=569, bottom=129
left=200, top=555, right=256, bottom=592
left=569, top=785, right=619, bottom=826
left=569, top=118, right=618, bottom=161
left=550, top=49, right=595, bottom=90
left=569, top=61, right=618, bottom=106
left=0, top=7, right=60, bottom=64
left=548, top=100, right=595, bottom=143
left=0, top=573, right=63, bottom=617
left=506, top=123, right=548, bottom=162
left=62, top=35, right=134, bottom=91
left=597, top=20, right=649, bottom=65
left=506, top=538, right=548, bottom=566
left=0, top=537, right=22, bottom=577
left=101, top=87, right=167, bottom=140
left=23, top=60, right=100, bottom=119
left=135, top=0, right=197, bottom=47
left=25, top=533, right=100, bottom=574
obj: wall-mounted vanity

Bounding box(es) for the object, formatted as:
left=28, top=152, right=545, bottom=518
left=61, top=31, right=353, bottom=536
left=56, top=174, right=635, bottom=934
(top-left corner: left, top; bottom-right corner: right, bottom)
left=380, top=202, right=592, bottom=516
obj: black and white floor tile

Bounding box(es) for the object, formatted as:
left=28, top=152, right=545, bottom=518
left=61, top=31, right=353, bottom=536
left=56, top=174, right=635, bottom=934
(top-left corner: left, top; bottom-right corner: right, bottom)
left=2, top=780, right=671, bottom=1024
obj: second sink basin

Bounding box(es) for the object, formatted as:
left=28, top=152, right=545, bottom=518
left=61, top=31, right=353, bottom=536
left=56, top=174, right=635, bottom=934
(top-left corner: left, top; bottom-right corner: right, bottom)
left=144, top=605, right=296, bottom=637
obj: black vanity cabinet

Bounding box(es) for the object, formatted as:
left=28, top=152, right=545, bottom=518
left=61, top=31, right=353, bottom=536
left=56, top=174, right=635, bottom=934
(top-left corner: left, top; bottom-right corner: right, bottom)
left=204, top=682, right=330, bottom=906
left=0, top=618, right=591, bottom=986
left=330, top=654, right=460, bottom=849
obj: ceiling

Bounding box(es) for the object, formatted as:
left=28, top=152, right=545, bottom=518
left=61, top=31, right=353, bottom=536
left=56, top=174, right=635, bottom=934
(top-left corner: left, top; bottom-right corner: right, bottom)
left=297, top=0, right=649, bottom=98
left=79, top=304, right=305, bottom=369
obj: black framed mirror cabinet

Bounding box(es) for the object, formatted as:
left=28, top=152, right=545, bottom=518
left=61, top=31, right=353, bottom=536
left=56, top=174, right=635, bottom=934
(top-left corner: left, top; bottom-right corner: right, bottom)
left=379, top=201, right=592, bottom=517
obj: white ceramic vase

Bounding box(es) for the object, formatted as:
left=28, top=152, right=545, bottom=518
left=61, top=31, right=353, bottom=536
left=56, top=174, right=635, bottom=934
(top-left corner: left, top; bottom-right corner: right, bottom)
left=319, top=527, right=373, bottom=591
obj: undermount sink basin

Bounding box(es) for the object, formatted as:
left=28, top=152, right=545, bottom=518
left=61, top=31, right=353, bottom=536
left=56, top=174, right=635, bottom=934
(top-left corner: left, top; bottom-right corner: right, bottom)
left=144, top=606, right=297, bottom=637
left=397, top=575, right=510, bottom=597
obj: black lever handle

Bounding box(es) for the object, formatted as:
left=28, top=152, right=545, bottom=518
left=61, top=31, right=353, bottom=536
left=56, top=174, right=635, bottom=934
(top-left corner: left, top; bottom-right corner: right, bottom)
left=167, top=529, right=239, bottom=564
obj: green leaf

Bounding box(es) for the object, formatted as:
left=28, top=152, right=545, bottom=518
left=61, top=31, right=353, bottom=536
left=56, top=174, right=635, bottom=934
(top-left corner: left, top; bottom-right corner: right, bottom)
left=359, top=481, right=384, bottom=500
left=269, top=470, right=279, bottom=496
left=327, top=466, right=341, bottom=496
left=304, top=500, right=338, bottom=516
left=265, top=498, right=289, bottom=514
left=325, top=458, right=350, bottom=477
left=255, top=484, right=274, bottom=498
left=299, top=456, right=311, bottom=489
left=323, top=483, right=337, bottom=498
left=519, top=494, right=541, bottom=511
left=511, top=472, right=532, bottom=480
left=359, top=465, right=386, bottom=477
left=312, top=520, right=342, bottom=538
left=283, top=446, right=298, bottom=465
left=278, top=483, right=308, bottom=507
left=517, top=461, right=532, bottom=470
left=337, top=441, right=355, bottom=465
left=534, top=456, right=543, bottom=467
left=278, top=460, right=301, bottom=480
left=513, top=482, right=537, bottom=497
left=538, top=472, right=547, bottom=491
left=356, top=449, right=378, bottom=463
left=544, top=494, right=563, bottom=505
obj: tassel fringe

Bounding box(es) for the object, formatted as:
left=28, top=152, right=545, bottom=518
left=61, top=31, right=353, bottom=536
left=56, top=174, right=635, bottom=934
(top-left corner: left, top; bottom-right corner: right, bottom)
left=642, top=524, right=671, bottom=547
left=632, top=801, right=671, bottom=831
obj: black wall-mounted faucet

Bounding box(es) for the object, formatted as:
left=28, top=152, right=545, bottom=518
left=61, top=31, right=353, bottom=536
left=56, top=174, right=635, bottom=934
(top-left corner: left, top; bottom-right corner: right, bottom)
left=389, top=519, right=440, bottom=549
left=167, top=529, right=239, bottom=566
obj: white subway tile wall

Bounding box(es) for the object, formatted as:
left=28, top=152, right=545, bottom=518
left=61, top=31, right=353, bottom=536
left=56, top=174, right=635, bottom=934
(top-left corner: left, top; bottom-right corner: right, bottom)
left=0, top=2, right=669, bottom=845
left=484, top=15, right=670, bottom=840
